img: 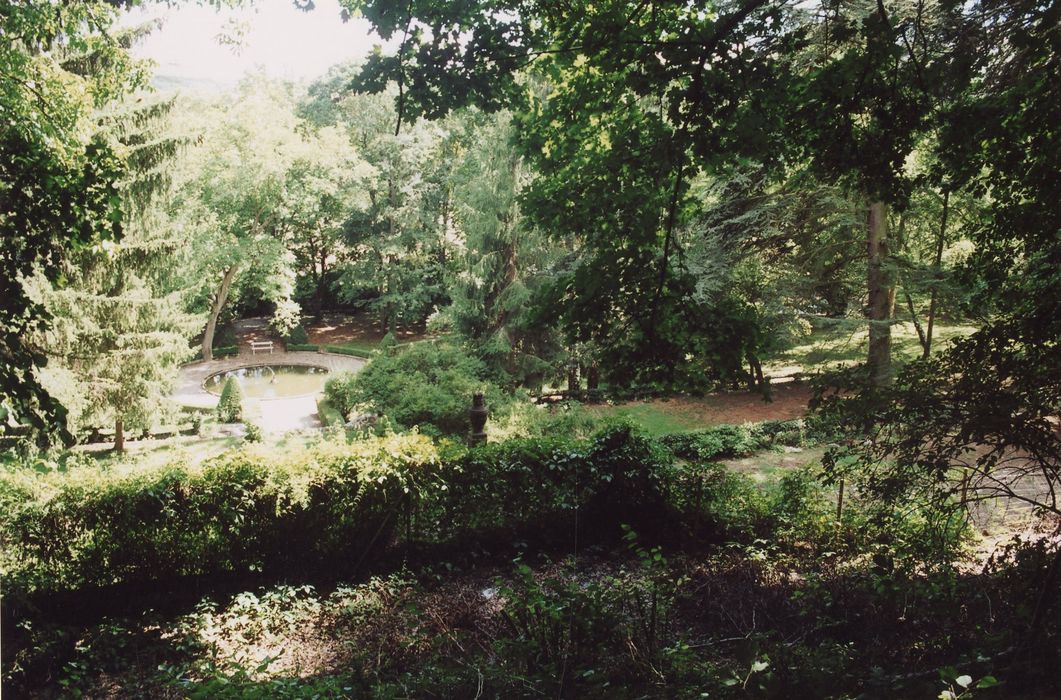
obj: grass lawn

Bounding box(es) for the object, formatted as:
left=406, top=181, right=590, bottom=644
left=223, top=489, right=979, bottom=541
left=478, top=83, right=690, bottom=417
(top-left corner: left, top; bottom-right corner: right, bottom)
left=76, top=435, right=243, bottom=471
left=584, top=383, right=814, bottom=436
left=585, top=402, right=707, bottom=436
left=764, top=317, right=976, bottom=375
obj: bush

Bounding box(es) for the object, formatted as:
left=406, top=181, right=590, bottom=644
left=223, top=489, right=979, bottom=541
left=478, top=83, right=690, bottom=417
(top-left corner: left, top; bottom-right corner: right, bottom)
left=284, top=324, right=309, bottom=346
left=190, top=345, right=238, bottom=362
left=0, top=433, right=438, bottom=594
left=325, top=342, right=512, bottom=435
left=214, top=325, right=238, bottom=349
left=216, top=377, right=244, bottom=423
left=244, top=421, right=263, bottom=443
left=315, top=397, right=345, bottom=427
left=0, top=427, right=674, bottom=596
left=660, top=419, right=808, bottom=461
left=286, top=343, right=319, bottom=352
left=323, top=344, right=371, bottom=358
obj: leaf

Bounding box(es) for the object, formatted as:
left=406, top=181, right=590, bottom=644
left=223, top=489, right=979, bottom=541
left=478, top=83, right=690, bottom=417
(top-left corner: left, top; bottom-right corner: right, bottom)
left=955, top=675, right=972, bottom=688
left=751, top=660, right=769, bottom=673
left=976, top=676, right=999, bottom=688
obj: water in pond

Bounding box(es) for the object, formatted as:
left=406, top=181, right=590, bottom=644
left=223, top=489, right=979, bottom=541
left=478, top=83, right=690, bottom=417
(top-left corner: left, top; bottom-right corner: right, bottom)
left=204, top=365, right=330, bottom=399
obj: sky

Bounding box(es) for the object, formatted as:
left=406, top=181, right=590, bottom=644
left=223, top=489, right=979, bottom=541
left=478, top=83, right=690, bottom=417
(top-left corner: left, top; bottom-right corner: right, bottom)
left=122, top=0, right=392, bottom=90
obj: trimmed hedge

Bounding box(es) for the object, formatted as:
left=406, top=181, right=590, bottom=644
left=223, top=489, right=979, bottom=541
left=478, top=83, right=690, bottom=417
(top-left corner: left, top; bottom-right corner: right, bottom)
left=324, top=344, right=372, bottom=358
left=190, top=345, right=239, bottom=362
left=216, top=376, right=243, bottom=423
left=287, top=343, right=320, bottom=352
left=0, top=434, right=436, bottom=594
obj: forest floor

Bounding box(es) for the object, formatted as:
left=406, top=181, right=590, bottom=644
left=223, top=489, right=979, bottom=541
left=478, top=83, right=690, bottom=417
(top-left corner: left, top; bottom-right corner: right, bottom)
left=303, top=311, right=428, bottom=350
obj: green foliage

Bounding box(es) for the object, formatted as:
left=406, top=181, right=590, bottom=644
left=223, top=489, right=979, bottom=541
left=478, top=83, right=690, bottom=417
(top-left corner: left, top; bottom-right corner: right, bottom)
left=286, top=343, right=320, bottom=352
left=213, top=325, right=238, bottom=349
left=244, top=421, right=263, bottom=443
left=660, top=420, right=808, bottom=461
left=323, top=344, right=371, bottom=358
left=0, top=433, right=438, bottom=594
left=326, top=342, right=511, bottom=435
left=0, top=427, right=677, bottom=595
left=1, top=1, right=151, bottom=437
left=283, top=324, right=308, bottom=345
left=216, top=377, right=244, bottom=423
left=491, top=535, right=690, bottom=694
left=196, top=345, right=238, bottom=361
left=315, top=398, right=344, bottom=427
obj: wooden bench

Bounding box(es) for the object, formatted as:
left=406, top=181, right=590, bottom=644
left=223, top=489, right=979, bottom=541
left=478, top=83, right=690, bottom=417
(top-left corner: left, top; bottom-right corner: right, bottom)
left=249, top=340, right=274, bottom=355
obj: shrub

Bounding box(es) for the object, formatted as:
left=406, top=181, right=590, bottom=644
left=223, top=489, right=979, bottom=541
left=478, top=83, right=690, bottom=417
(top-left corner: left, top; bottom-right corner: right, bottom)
left=326, top=342, right=512, bottom=435
left=286, top=343, right=319, bottom=352
left=190, top=345, right=238, bottom=362
left=284, top=324, right=309, bottom=345
left=660, top=419, right=808, bottom=461
left=216, top=377, right=244, bottom=423
left=214, top=325, right=238, bottom=349
left=244, top=421, right=263, bottom=443
left=323, top=344, right=371, bottom=358
left=0, top=428, right=674, bottom=595
left=0, top=433, right=439, bottom=594
left=315, top=397, right=345, bottom=427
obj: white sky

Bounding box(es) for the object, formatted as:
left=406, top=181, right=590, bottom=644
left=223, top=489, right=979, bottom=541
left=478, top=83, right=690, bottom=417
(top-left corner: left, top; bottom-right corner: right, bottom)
left=123, top=0, right=392, bottom=89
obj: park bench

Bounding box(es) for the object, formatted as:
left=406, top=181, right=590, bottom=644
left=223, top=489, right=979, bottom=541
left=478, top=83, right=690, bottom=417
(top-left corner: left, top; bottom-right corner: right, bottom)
left=250, top=340, right=274, bottom=355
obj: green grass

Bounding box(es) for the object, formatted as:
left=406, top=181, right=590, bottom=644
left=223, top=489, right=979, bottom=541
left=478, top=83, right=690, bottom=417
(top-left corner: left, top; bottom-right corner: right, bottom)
left=77, top=435, right=242, bottom=470
left=764, top=318, right=976, bottom=375
left=585, top=402, right=705, bottom=436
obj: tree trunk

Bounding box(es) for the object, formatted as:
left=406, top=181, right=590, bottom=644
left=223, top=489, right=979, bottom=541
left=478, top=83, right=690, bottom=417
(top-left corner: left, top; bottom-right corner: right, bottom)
left=747, top=351, right=765, bottom=389
left=866, top=201, right=893, bottom=386
left=201, top=264, right=238, bottom=362
left=586, top=365, right=600, bottom=391
left=114, top=416, right=124, bottom=453
left=923, top=190, right=949, bottom=359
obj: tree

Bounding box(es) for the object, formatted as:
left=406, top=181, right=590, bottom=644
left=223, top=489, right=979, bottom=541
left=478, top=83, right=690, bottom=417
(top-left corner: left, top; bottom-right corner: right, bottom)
left=281, top=125, right=371, bottom=313
left=322, top=88, right=456, bottom=332
left=444, top=109, right=562, bottom=386
left=1, top=1, right=145, bottom=436
left=171, top=79, right=316, bottom=359
left=340, top=0, right=981, bottom=387
left=27, top=86, right=202, bottom=451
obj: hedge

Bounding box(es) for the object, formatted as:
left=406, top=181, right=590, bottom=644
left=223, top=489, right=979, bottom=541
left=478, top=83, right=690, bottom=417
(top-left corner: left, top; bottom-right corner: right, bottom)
left=0, top=428, right=676, bottom=596
left=324, top=344, right=372, bottom=358
left=287, top=343, right=320, bottom=352
left=190, top=345, right=239, bottom=362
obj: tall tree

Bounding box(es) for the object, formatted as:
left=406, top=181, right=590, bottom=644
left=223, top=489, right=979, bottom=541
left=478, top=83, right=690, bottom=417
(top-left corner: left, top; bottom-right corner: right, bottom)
left=444, top=109, right=563, bottom=385
left=0, top=1, right=145, bottom=436
left=171, top=79, right=317, bottom=358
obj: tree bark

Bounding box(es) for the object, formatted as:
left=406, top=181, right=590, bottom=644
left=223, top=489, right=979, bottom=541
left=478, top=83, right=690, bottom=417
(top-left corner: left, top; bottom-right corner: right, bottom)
left=114, top=416, right=124, bottom=453
left=923, top=190, right=949, bottom=359
left=866, top=201, right=893, bottom=386
left=201, top=264, right=238, bottom=362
